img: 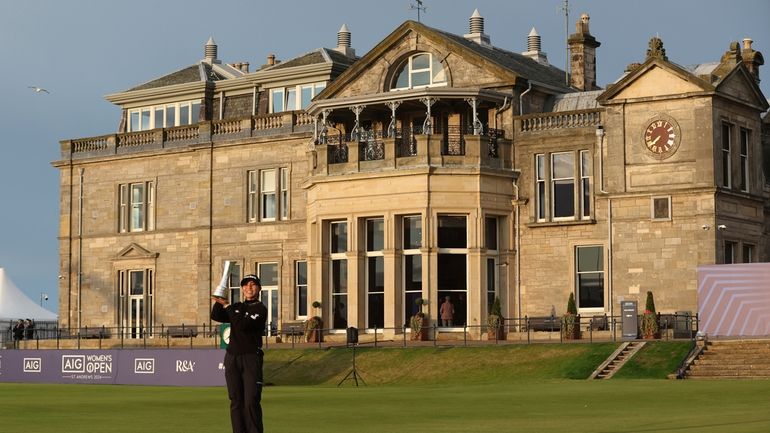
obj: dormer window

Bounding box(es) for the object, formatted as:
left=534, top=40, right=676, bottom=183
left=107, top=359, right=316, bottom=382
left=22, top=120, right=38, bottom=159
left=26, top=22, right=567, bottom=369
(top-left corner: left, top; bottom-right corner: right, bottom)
left=391, top=53, right=447, bottom=90
left=127, top=100, right=201, bottom=132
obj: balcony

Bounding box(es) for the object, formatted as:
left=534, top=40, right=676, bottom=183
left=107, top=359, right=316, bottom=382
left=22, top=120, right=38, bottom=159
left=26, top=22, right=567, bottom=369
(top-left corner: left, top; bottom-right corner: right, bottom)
left=313, top=127, right=511, bottom=176
left=59, top=111, right=315, bottom=161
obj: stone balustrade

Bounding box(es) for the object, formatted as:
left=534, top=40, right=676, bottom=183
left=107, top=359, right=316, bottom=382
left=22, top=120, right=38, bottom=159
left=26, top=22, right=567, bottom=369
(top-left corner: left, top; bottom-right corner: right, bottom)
left=61, top=111, right=314, bottom=160
left=518, top=109, right=602, bottom=132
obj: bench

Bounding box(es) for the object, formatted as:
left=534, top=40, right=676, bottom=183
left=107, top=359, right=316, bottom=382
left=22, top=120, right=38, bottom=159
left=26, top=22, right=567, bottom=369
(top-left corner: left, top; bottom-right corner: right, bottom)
left=527, top=316, right=562, bottom=332
left=166, top=326, right=198, bottom=338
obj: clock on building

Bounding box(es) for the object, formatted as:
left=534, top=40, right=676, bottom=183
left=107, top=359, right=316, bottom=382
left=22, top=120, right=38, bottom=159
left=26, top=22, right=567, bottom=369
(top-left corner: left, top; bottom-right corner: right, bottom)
left=643, top=115, right=681, bottom=158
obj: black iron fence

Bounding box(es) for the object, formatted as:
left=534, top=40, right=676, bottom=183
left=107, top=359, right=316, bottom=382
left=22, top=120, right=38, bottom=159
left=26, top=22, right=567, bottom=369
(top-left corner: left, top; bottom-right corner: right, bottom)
left=3, top=312, right=697, bottom=350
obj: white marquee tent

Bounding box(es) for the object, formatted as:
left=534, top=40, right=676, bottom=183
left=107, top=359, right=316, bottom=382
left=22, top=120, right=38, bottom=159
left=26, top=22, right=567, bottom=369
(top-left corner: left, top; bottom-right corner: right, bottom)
left=0, top=267, right=58, bottom=321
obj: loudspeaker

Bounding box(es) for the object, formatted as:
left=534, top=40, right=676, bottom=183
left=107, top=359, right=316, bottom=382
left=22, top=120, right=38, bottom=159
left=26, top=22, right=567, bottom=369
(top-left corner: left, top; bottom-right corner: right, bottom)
left=346, top=327, right=358, bottom=345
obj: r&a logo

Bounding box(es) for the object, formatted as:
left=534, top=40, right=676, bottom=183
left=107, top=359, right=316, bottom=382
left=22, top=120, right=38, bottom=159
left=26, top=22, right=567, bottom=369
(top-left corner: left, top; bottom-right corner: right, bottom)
left=176, top=360, right=195, bottom=373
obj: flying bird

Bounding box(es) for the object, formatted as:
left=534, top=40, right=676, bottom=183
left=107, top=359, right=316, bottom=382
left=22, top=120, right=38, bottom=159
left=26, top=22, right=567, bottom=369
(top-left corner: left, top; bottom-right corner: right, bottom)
left=28, top=86, right=50, bottom=94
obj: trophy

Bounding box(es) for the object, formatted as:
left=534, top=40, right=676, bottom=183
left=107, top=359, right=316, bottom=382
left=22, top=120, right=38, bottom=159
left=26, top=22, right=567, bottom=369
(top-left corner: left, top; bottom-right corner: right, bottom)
left=213, top=260, right=232, bottom=299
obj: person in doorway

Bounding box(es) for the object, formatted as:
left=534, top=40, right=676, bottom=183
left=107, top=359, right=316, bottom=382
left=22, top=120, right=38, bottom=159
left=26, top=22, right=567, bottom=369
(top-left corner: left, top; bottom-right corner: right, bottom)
left=211, top=274, right=268, bottom=433
left=440, top=296, right=454, bottom=327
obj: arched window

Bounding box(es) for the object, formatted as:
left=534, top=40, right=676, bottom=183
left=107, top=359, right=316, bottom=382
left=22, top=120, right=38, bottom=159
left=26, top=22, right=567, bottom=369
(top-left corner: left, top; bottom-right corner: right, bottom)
left=391, top=53, right=447, bottom=90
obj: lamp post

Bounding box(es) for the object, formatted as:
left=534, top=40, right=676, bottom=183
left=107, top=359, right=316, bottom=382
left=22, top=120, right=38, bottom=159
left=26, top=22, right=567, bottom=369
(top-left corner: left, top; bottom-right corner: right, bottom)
left=40, top=292, right=49, bottom=307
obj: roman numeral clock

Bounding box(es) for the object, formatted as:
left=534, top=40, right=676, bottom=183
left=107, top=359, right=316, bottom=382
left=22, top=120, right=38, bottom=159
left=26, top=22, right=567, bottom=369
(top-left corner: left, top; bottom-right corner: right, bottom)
left=643, top=114, right=681, bottom=159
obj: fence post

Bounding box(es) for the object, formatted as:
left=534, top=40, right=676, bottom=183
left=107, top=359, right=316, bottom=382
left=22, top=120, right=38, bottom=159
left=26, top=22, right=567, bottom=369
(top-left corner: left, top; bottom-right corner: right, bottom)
left=525, top=316, right=530, bottom=344
left=463, top=323, right=467, bottom=347
left=403, top=324, right=407, bottom=348
left=374, top=325, right=378, bottom=348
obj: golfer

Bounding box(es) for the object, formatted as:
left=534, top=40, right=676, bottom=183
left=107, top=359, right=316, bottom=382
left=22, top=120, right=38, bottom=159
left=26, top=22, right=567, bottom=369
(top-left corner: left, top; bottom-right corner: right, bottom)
left=211, top=274, right=268, bottom=433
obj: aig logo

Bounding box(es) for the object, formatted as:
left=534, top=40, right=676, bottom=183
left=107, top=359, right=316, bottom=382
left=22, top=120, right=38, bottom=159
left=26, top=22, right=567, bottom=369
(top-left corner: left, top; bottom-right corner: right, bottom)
left=24, top=358, right=42, bottom=373
left=62, top=355, right=85, bottom=373
left=134, top=358, right=155, bottom=374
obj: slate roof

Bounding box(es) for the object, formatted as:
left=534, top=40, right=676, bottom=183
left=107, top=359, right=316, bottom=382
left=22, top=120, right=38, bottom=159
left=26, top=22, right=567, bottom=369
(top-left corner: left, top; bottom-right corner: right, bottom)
left=127, top=65, right=205, bottom=91
left=434, top=27, right=572, bottom=91
left=548, top=90, right=603, bottom=112
left=270, top=48, right=357, bottom=70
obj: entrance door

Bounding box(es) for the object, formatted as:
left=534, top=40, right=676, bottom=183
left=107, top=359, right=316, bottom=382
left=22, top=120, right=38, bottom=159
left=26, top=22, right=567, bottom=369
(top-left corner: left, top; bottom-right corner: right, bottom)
left=258, top=263, right=279, bottom=336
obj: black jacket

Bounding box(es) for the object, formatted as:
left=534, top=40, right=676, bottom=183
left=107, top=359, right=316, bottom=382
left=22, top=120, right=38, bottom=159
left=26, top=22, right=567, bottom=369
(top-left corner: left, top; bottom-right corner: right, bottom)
left=211, top=300, right=268, bottom=354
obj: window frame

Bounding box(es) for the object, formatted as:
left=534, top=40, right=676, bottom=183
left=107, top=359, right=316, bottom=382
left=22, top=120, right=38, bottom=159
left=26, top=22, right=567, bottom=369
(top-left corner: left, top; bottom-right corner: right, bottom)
left=118, top=180, right=155, bottom=233
left=575, top=245, right=605, bottom=312
left=269, top=82, right=326, bottom=113
left=651, top=195, right=671, bottom=221
left=365, top=218, right=385, bottom=330
left=739, top=128, right=750, bottom=192
left=534, top=150, right=591, bottom=223
left=390, top=52, right=448, bottom=91
left=402, top=215, right=422, bottom=326
left=247, top=168, right=290, bottom=223
left=329, top=221, right=348, bottom=330
left=721, top=122, right=732, bottom=189
left=127, top=100, right=200, bottom=132
left=295, top=260, right=308, bottom=318
left=436, top=214, right=468, bottom=328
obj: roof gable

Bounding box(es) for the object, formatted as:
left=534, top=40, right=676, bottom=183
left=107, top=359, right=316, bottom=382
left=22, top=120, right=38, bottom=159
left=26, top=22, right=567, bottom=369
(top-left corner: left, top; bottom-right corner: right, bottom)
left=320, top=20, right=569, bottom=100
left=598, top=57, right=713, bottom=102
left=714, top=64, right=769, bottom=110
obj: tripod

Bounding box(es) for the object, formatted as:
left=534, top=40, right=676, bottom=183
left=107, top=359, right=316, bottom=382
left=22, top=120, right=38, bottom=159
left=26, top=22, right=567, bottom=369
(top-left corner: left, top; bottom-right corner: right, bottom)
left=337, top=344, right=366, bottom=387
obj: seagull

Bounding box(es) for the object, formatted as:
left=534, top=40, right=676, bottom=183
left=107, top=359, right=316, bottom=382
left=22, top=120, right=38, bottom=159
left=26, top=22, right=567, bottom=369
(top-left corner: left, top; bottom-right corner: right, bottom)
left=28, top=86, right=50, bottom=94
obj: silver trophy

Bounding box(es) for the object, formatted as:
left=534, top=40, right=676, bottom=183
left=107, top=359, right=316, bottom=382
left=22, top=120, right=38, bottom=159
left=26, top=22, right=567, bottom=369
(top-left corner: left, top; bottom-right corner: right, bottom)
left=213, top=260, right=232, bottom=299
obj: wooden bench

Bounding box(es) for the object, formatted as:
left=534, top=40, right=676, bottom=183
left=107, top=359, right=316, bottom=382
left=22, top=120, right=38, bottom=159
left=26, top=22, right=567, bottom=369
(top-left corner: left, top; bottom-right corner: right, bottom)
left=527, top=316, right=562, bottom=332
left=166, top=326, right=198, bottom=338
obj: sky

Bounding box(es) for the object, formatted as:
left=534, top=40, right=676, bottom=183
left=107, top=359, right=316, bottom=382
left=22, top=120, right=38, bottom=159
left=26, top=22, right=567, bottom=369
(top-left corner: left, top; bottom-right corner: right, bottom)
left=1, top=0, right=768, bottom=316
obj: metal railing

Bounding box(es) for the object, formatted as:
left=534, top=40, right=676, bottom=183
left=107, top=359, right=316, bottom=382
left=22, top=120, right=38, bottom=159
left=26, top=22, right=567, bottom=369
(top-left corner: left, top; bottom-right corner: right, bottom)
left=4, top=312, right=698, bottom=350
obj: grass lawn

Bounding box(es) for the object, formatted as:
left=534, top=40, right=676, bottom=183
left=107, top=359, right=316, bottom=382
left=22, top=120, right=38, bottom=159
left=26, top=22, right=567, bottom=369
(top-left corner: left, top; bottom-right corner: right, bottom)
left=2, top=380, right=770, bottom=433
left=2, top=343, right=768, bottom=432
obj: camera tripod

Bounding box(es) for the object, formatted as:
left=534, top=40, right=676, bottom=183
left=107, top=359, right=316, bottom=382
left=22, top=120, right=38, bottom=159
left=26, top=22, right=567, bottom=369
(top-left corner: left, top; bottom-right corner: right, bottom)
left=337, top=344, right=366, bottom=387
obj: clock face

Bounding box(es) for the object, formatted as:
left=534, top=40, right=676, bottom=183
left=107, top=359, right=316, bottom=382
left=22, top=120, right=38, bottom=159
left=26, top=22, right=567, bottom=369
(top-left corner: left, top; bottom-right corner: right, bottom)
left=642, top=116, right=680, bottom=159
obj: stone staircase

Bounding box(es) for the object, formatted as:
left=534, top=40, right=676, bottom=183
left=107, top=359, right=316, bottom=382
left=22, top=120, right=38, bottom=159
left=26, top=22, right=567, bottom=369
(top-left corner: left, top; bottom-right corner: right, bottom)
left=684, top=339, right=770, bottom=379
left=590, top=341, right=646, bottom=379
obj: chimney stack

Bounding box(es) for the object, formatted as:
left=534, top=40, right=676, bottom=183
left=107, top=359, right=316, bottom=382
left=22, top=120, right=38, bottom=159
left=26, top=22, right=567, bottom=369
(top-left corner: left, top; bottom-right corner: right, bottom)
left=464, top=9, right=491, bottom=47
left=522, top=28, right=548, bottom=65
left=741, top=38, right=764, bottom=85
left=334, top=24, right=356, bottom=58
left=204, top=37, right=221, bottom=64
left=267, top=54, right=276, bottom=66
left=567, top=13, right=600, bottom=90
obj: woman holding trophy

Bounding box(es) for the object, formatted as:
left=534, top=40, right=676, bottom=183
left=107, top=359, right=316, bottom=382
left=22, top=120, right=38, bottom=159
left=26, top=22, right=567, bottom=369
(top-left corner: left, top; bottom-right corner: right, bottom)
left=211, top=261, right=268, bottom=433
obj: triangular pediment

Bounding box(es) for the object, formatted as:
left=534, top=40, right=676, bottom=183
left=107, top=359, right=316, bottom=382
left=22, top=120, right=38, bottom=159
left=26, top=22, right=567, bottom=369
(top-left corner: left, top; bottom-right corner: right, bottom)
left=114, top=243, right=159, bottom=260
left=317, top=20, right=568, bottom=103
left=598, top=58, right=713, bottom=103
left=715, top=64, right=769, bottom=110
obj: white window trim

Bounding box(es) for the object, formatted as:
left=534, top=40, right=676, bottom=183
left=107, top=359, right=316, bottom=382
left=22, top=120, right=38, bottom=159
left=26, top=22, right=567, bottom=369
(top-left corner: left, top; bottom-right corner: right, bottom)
left=551, top=151, right=576, bottom=222
left=295, top=261, right=308, bottom=319
left=391, top=53, right=448, bottom=91
left=365, top=218, right=385, bottom=330
left=269, top=82, right=326, bottom=113
left=575, top=245, right=605, bottom=313
left=127, top=100, right=200, bottom=132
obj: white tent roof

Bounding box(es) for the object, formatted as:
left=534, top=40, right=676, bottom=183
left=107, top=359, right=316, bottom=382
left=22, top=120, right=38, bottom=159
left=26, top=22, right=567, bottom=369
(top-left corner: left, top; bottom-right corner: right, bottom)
left=0, top=267, right=58, bottom=321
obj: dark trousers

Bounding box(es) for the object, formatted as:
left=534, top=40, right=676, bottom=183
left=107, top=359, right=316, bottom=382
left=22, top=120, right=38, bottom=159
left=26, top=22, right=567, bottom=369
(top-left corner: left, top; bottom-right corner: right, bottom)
left=224, top=351, right=264, bottom=433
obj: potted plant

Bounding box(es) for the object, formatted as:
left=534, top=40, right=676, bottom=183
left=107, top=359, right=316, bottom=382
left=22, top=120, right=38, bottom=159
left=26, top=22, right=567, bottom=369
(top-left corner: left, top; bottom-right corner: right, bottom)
left=562, top=293, right=580, bottom=340
left=487, top=297, right=505, bottom=340
left=304, top=301, right=323, bottom=343
left=640, top=291, right=659, bottom=339
left=410, top=298, right=429, bottom=341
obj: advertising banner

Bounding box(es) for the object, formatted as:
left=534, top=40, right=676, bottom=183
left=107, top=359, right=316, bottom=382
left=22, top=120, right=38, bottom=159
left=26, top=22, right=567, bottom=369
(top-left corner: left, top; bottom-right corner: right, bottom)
left=0, top=349, right=226, bottom=386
